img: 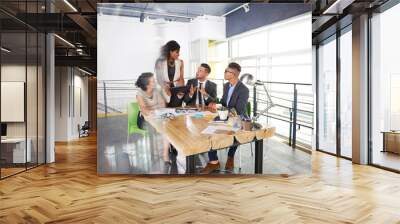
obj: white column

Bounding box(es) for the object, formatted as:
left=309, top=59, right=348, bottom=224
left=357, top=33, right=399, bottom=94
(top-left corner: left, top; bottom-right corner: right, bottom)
left=46, top=32, right=55, bottom=163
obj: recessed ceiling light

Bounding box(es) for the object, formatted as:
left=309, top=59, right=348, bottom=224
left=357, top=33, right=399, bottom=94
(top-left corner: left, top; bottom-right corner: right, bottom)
left=1, top=47, right=11, bottom=53
left=78, top=67, right=92, bottom=76
left=63, top=0, right=78, bottom=12
left=54, top=34, right=75, bottom=48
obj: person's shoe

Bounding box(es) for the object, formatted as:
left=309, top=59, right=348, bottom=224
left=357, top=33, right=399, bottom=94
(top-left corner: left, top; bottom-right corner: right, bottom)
left=225, top=156, right=235, bottom=172
left=200, top=162, right=220, bottom=174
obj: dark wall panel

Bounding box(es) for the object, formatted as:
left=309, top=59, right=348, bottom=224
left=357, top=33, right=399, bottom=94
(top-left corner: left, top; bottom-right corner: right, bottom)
left=226, top=3, right=311, bottom=38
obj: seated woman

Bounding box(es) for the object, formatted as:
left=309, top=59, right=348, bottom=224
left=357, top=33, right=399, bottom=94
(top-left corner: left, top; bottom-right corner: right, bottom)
left=135, top=72, right=172, bottom=163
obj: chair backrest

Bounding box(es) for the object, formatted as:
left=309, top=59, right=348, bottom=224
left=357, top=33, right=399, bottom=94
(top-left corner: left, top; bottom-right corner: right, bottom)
left=82, top=121, right=90, bottom=129
left=127, top=102, right=140, bottom=133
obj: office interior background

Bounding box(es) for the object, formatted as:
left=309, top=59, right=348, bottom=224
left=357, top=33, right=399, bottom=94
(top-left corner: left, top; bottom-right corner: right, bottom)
left=0, top=0, right=400, bottom=222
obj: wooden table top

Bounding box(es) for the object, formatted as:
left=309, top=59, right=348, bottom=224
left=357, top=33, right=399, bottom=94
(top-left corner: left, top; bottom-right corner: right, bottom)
left=144, top=109, right=275, bottom=156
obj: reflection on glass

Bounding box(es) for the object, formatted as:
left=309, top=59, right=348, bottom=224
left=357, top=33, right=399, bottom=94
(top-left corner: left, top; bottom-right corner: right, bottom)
left=27, top=31, right=38, bottom=169
left=371, top=4, right=400, bottom=171
left=104, top=146, right=117, bottom=170
left=340, top=30, right=352, bottom=158
left=1, top=31, right=27, bottom=177
left=318, top=38, right=337, bottom=154
left=38, top=33, right=46, bottom=165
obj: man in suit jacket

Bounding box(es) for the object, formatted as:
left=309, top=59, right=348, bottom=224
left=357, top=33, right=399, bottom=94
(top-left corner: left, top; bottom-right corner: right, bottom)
left=183, top=63, right=217, bottom=106
left=201, top=62, right=249, bottom=174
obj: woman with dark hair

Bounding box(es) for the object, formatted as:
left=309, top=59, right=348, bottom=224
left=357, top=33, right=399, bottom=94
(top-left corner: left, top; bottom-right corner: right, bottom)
left=155, top=40, right=185, bottom=107
left=135, top=72, right=171, bottom=162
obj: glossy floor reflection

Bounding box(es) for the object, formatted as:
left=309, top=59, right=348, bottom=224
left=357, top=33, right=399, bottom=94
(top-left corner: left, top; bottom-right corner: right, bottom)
left=98, top=115, right=311, bottom=175
left=373, top=150, right=400, bottom=171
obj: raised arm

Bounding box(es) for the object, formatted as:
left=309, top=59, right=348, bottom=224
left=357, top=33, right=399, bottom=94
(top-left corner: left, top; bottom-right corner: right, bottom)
left=178, top=59, right=185, bottom=86
left=204, top=82, right=217, bottom=105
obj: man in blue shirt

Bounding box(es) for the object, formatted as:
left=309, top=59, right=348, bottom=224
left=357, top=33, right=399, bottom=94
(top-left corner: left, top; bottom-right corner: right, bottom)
left=201, top=62, right=249, bottom=174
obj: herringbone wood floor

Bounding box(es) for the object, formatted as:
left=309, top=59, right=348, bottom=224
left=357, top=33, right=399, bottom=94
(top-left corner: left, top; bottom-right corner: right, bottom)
left=1, top=135, right=400, bottom=224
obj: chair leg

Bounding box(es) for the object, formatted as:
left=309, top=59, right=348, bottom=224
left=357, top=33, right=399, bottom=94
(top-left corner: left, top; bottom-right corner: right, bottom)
left=238, top=147, right=242, bottom=171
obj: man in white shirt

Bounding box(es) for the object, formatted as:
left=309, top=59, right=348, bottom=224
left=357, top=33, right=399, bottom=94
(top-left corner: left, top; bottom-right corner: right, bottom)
left=183, top=63, right=217, bottom=106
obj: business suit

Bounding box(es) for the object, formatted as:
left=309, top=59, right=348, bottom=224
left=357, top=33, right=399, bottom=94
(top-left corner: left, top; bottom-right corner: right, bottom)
left=183, top=79, right=217, bottom=106
left=220, top=81, right=249, bottom=116
left=208, top=80, right=249, bottom=162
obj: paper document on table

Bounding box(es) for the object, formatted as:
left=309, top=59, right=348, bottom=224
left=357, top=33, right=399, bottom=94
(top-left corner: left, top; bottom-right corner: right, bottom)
left=152, top=108, right=177, bottom=118
left=201, top=125, right=240, bottom=135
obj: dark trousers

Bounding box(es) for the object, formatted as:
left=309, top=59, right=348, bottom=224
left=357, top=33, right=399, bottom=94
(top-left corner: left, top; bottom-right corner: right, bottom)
left=208, top=145, right=238, bottom=161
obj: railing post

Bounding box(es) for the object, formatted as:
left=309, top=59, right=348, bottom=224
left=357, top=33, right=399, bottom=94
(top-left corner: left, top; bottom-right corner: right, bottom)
left=292, top=85, right=298, bottom=149
left=253, top=85, right=257, bottom=118
left=103, top=81, right=108, bottom=117
left=289, top=109, right=292, bottom=146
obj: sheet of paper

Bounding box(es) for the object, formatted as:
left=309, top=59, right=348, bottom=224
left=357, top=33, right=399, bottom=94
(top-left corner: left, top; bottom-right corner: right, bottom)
left=201, top=126, right=217, bottom=135
left=201, top=125, right=240, bottom=135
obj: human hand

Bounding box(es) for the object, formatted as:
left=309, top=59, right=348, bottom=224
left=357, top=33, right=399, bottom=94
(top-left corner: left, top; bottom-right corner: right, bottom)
left=189, top=84, right=196, bottom=96
left=199, top=87, right=208, bottom=97
left=177, top=92, right=185, bottom=99
left=164, top=85, right=171, bottom=96
left=208, top=102, right=217, bottom=111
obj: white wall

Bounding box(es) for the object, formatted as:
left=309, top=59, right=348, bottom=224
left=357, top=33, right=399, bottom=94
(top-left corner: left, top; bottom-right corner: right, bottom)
left=55, top=67, right=89, bottom=141
left=55, top=67, right=69, bottom=141
left=189, top=15, right=226, bottom=41
left=97, top=14, right=225, bottom=81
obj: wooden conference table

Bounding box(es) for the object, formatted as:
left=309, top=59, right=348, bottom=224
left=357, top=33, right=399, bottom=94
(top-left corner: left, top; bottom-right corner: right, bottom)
left=144, top=108, right=275, bottom=174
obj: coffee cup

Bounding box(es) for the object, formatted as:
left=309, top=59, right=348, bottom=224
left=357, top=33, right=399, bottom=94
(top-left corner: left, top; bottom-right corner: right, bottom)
left=218, top=110, right=229, bottom=120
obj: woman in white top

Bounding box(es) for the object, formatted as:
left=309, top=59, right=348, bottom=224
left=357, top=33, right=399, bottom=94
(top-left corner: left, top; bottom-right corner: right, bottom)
left=155, top=40, right=185, bottom=107
left=136, top=72, right=171, bottom=163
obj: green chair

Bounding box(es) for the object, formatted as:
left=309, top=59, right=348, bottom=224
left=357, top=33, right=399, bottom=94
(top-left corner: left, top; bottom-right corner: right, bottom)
left=246, top=101, right=251, bottom=116
left=127, top=102, right=147, bottom=136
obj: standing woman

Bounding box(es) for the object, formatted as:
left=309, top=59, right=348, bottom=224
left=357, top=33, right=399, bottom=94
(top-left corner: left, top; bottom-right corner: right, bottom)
left=155, top=40, right=185, bottom=107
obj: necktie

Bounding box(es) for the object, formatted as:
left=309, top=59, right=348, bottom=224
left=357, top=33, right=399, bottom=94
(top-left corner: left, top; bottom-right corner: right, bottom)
left=198, top=82, right=203, bottom=105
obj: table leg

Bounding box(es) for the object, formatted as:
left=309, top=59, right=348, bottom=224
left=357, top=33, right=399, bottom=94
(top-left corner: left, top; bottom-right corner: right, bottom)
left=186, top=155, right=195, bottom=174
left=254, top=139, right=263, bottom=174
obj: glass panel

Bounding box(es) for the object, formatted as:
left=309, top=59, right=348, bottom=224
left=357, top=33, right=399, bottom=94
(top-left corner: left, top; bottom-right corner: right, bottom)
left=26, top=0, right=39, bottom=169
left=237, top=31, right=267, bottom=57
left=371, top=3, right=400, bottom=171
left=27, top=31, right=38, bottom=169
left=318, top=38, right=337, bottom=154
left=270, top=52, right=312, bottom=66
left=228, top=14, right=312, bottom=147
left=1, top=30, right=27, bottom=177
left=271, top=65, right=312, bottom=83
left=340, top=30, right=352, bottom=158
left=269, top=15, right=311, bottom=54
left=38, top=33, right=45, bottom=164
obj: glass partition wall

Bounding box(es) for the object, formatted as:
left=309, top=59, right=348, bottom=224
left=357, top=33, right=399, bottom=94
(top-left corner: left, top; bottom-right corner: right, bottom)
left=316, top=26, right=352, bottom=159
left=0, top=2, right=46, bottom=179
left=317, top=35, right=337, bottom=155
left=370, top=3, right=400, bottom=172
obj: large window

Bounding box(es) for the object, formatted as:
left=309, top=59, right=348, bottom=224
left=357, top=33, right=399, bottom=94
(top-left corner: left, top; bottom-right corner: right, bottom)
left=340, top=29, right=352, bottom=158
left=228, top=13, right=313, bottom=146
left=371, top=3, right=400, bottom=171
left=317, top=36, right=337, bottom=154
